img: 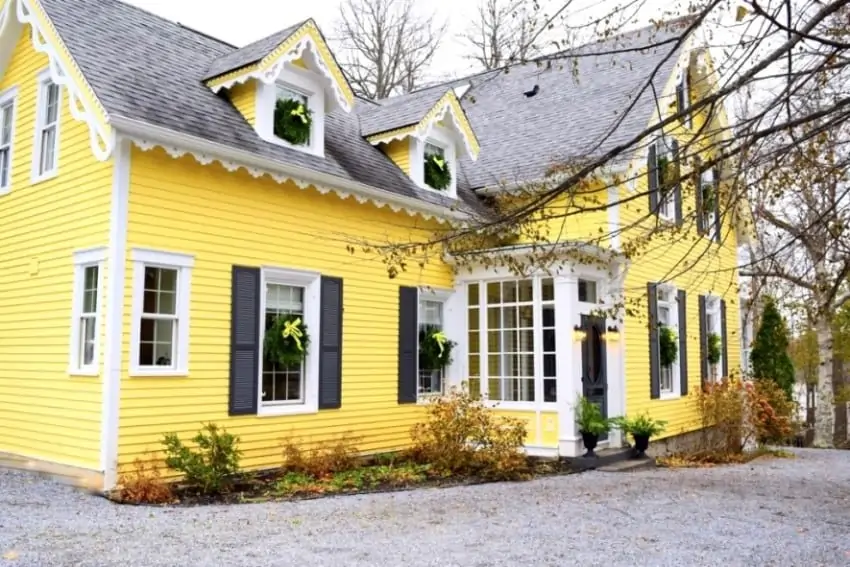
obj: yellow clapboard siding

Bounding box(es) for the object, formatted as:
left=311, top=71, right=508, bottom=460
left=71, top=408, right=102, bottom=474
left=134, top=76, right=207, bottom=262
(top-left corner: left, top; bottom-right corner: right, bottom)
left=381, top=139, right=411, bottom=175
left=0, top=26, right=111, bottom=470
left=227, top=80, right=257, bottom=126
left=117, top=146, right=459, bottom=469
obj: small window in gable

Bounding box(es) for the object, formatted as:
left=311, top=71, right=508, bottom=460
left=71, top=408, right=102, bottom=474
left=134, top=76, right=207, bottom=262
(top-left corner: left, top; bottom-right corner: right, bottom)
left=33, top=74, right=61, bottom=182
left=274, top=84, right=312, bottom=147
left=675, top=68, right=692, bottom=128
left=0, top=89, right=15, bottom=194
left=652, top=136, right=679, bottom=221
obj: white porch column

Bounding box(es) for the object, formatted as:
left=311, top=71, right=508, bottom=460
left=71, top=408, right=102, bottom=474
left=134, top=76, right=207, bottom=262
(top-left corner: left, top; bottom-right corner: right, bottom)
left=555, top=275, right=582, bottom=456
left=605, top=262, right=628, bottom=448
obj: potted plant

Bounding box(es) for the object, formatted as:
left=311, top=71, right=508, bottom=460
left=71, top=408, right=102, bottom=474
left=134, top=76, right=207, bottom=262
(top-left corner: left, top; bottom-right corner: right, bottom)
left=575, top=396, right=609, bottom=458
left=611, top=414, right=667, bottom=458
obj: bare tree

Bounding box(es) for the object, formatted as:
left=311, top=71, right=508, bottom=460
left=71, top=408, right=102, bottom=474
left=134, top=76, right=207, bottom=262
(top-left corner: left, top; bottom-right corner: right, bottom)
left=461, top=0, right=543, bottom=69
left=334, top=0, right=446, bottom=99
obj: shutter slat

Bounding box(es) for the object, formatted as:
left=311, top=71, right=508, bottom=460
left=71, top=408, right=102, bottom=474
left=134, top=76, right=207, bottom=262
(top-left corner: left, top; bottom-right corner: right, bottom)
left=648, top=143, right=659, bottom=215
left=229, top=266, right=260, bottom=416
left=699, top=295, right=708, bottom=387
left=398, top=286, right=418, bottom=404
left=648, top=282, right=660, bottom=399
left=678, top=289, right=688, bottom=395
left=319, top=276, right=343, bottom=410
left=721, top=299, right=729, bottom=378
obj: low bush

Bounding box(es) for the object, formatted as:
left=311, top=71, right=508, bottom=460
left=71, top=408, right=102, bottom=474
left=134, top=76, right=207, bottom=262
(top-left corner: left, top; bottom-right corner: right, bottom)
left=115, top=453, right=174, bottom=504
left=162, top=423, right=241, bottom=495
left=281, top=434, right=361, bottom=478
left=408, top=386, right=529, bottom=480
left=272, top=463, right=431, bottom=496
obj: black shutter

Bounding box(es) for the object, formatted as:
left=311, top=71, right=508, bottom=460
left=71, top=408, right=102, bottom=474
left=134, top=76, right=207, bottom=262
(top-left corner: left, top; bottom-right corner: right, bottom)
left=695, top=159, right=705, bottom=235
left=648, top=143, right=659, bottom=215
left=721, top=299, right=729, bottom=378
left=676, top=79, right=686, bottom=117
left=398, top=286, right=418, bottom=404
left=229, top=266, right=260, bottom=416
left=678, top=289, right=688, bottom=395
left=318, top=276, right=343, bottom=410
left=713, top=165, right=722, bottom=242
left=699, top=295, right=708, bottom=387
left=672, top=139, right=683, bottom=225
left=648, top=282, right=660, bottom=399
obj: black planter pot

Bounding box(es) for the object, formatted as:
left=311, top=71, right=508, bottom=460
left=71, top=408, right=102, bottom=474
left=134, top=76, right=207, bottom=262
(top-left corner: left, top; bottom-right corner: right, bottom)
left=580, top=431, right=600, bottom=458
left=632, top=434, right=650, bottom=458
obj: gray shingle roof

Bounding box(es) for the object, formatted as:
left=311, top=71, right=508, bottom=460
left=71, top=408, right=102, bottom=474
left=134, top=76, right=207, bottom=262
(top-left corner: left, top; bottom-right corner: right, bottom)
left=204, top=21, right=306, bottom=80
left=358, top=88, right=448, bottom=137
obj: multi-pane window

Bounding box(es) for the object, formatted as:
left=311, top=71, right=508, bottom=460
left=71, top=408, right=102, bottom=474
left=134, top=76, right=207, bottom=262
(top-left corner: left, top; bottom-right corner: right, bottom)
left=657, top=287, right=678, bottom=393
left=418, top=298, right=445, bottom=396
left=578, top=279, right=597, bottom=303
left=700, top=168, right=717, bottom=239
left=705, top=297, right=722, bottom=381
left=0, top=97, right=14, bottom=191
left=139, top=267, right=179, bottom=368
left=654, top=136, right=678, bottom=220
left=262, top=283, right=305, bottom=405
left=36, top=79, right=60, bottom=178
left=78, top=266, right=99, bottom=367
left=467, top=278, right=558, bottom=404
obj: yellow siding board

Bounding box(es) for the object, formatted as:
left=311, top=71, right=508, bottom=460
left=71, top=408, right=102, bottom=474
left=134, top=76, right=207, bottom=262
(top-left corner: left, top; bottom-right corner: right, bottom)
left=0, top=27, right=111, bottom=469
left=227, top=80, right=257, bottom=126
left=118, top=147, right=453, bottom=469
left=381, top=139, right=411, bottom=175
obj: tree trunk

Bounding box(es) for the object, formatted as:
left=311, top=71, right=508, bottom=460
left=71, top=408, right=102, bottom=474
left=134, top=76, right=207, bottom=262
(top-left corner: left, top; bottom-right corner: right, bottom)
left=814, top=317, right=836, bottom=447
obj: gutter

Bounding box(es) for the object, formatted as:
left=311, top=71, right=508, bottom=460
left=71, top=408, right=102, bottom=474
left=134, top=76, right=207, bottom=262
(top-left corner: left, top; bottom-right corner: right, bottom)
left=108, top=115, right=469, bottom=222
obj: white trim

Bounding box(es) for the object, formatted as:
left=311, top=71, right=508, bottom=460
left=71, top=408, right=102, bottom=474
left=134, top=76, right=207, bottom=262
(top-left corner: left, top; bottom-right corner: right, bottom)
left=416, top=288, right=454, bottom=401
left=68, top=246, right=106, bottom=376
left=256, top=65, right=326, bottom=158
left=101, top=137, right=130, bottom=490
left=257, top=266, right=321, bottom=416
left=704, top=293, right=724, bottom=381
left=0, top=86, right=18, bottom=195
left=110, top=115, right=462, bottom=224
left=656, top=283, right=682, bottom=399
left=31, top=68, right=61, bottom=183
left=128, top=248, right=194, bottom=377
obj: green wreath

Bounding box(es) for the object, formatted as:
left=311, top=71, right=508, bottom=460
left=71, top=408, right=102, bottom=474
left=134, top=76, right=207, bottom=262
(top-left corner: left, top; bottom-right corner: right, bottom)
left=659, top=325, right=678, bottom=368
left=424, top=153, right=451, bottom=191
left=707, top=332, right=722, bottom=365
left=264, top=314, right=310, bottom=368
left=274, top=98, right=312, bottom=146
left=419, top=325, right=455, bottom=370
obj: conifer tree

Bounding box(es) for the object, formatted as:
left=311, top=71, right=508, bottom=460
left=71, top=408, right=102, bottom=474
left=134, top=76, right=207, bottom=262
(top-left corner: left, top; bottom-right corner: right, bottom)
left=750, top=297, right=796, bottom=399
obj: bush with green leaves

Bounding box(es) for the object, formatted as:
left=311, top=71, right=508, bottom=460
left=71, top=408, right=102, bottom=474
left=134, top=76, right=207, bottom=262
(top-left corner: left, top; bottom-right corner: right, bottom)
left=162, top=423, right=241, bottom=495
left=575, top=395, right=609, bottom=435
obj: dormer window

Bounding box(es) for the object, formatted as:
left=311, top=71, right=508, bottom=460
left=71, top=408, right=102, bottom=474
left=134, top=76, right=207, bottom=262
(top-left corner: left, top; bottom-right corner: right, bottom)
left=274, top=85, right=312, bottom=147
left=650, top=135, right=680, bottom=222
left=423, top=141, right=451, bottom=191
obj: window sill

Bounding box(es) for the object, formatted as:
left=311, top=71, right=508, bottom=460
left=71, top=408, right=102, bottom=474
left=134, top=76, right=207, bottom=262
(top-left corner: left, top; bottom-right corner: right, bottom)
left=129, top=368, right=189, bottom=378
left=68, top=368, right=99, bottom=377
left=258, top=403, right=319, bottom=417
left=416, top=181, right=457, bottom=200
left=659, top=392, right=681, bottom=401
left=267, top=134, right=324, bottom=158
left=31, top=170, right=58, bottom=185
left=0, top=187, right=9, bottom=196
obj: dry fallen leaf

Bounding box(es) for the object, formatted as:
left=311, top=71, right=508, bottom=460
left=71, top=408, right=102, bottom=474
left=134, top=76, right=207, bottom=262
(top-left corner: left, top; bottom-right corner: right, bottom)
left=3, top=550, right=19, bottom=561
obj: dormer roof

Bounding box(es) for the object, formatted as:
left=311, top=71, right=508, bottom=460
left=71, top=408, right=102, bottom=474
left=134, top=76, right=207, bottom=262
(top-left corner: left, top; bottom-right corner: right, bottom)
left=359, top=89, right=480, bottom=160
left=203, top=19, right=355, bottom=112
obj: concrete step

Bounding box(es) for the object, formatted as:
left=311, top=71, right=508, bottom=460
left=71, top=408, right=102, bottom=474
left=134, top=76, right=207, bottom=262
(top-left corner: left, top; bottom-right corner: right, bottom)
left=567, top=447, right=635, bottom=471
left=597, top=456, right=656, bottom=473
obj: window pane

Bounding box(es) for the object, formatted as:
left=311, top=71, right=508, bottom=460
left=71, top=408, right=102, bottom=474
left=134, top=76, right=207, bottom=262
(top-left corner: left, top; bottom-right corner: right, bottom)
left=82, top=266, right=98, bottom=314
left=467, top=283, right=479, bottom=306
left=544, top=379, right=557, bottom=402
left=468, top=307, right=479, bottom=331
left=81, top=317, right=96, bottom=366
left=502, top=281, right=517, bottom=303
left=542, top=305, right=555, bottom=327
left=517, top=280, right=533, bottom=302
left=578, top=279, right=597, bottom=303
left=46, top=83, right=59, bottom=123
left=543, top=328, right=556, bottom=352
left=468, top=377, right=481, bottom=399
left=39, top=126, right=56, bottom=174
left=0, top=148, right=9, bottom=188
left=425, top=142, right=444, bottom=158
left=276, top=85, right=307, bottom=105
left=138, top=318, right=174, bottom=366
left=487, top=282, right=501, bottom=304
left=419, top=300, right=442, bottom=327
left=518, top=305, right=533, bottom=327
left=541, top=278, right=554, bottom=302
left=1, top=103, right=12, bottom=145
left=143, top=267, right=178, bottom=315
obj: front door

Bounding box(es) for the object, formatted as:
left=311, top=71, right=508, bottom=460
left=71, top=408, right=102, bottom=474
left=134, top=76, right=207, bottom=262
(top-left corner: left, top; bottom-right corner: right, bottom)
left=581, top=314, right=608, bottom=440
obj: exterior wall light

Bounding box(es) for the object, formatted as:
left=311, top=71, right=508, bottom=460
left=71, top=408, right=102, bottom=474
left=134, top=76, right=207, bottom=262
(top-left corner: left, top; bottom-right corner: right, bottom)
left=605, top=325, right=620, bottom=342
left=573, top=324, right=587, bottom=342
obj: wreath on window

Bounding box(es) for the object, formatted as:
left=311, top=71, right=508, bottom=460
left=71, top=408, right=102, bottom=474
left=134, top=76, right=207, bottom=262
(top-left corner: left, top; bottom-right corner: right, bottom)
left=419, top=325, right=456, bottom=370
left=264, top=314, right=310, bottom=368
left=424, top=153, right=451, bottom=191
left=707, top=332, right=722, bottom=365
left=274, top=98, right=312, bottom=146
left=657, top=154, right=674, bottom=195
left=701, top=183, right=717, bottom=211
left=659, top=325, right=678, bottom=368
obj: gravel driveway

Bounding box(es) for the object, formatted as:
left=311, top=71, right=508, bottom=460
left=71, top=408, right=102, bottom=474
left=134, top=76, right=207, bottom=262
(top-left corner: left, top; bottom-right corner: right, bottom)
left=2, top=448, right=850, bottom=567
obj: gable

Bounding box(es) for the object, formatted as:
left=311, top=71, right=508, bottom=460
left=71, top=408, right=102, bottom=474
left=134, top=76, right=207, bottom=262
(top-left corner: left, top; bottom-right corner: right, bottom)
left=0, top=0, right=112, bottom=160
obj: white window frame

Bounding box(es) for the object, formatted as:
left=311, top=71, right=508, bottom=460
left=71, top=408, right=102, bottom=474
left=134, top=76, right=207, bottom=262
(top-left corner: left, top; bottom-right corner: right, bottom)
left=410, top=125, right=458, bottom=199
left=258, top=267, right=321, bottom=416
left=31, top=69, right=61, bottom=183
left=68, top=247, right=106, bottom=376
left=676, top=68, right=692, bottom=128
left=657, top=284, right=681, bottom=399
left=700, top=168, right=717, bottom=239
left=129, top=248, right=194, bottom=377
left=0, top=86, right=17, bottom=195
left=654, top=136, right=676, bottom=222
left=256, top=64, right=326, bottom=158
left=705, top=295, right=723, bottom=381
left=417, top=289, right=452, bottom=402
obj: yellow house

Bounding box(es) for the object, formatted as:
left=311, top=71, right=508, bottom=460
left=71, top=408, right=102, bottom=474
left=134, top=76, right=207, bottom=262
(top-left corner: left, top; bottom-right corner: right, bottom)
left=0, top=0, right=747, bottom=491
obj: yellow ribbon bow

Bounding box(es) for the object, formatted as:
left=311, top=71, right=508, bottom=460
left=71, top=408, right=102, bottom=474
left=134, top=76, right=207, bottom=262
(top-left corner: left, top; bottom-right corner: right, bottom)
left=290, top=104, right=309, bottom=124
left=432, top=330, right=448, bottom=356
left=282, top=317, right=304, bottom=352
left=432, top=156, right=446, bottom=170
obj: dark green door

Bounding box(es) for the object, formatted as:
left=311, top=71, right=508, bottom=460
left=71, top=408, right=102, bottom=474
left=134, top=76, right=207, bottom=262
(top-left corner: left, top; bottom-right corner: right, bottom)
left=581, top=314, right=608, bottom=440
